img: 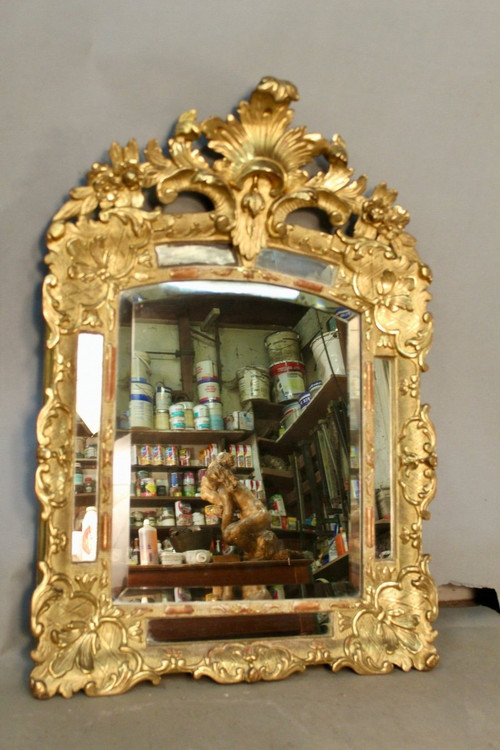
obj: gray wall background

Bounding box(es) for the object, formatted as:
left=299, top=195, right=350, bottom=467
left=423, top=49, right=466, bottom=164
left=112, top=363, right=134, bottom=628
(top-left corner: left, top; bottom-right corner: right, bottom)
left=1, top=0, right=498, bottom=657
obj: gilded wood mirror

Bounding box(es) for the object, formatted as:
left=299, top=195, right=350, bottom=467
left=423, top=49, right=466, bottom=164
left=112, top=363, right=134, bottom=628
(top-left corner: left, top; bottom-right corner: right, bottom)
left=31, top=77, right=438, bottom=698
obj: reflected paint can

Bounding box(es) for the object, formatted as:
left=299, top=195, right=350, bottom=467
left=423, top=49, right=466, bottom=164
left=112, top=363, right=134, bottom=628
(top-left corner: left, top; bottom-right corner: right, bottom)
left=269, top=360, right=306, bottom=403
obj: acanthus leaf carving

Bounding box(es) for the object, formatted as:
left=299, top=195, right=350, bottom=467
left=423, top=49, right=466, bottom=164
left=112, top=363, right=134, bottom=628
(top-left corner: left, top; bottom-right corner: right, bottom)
left=30, top=563, right=166, bottom=698
left=335, top=228, right=433, bottom=368
left=44, top=213, right=155, bottom=342
left=333, top=558, right=438, bottom=674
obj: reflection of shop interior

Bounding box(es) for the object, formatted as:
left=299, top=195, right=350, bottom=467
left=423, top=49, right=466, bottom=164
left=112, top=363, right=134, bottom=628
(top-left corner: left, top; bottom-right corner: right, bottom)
left=110, top=289, right=363, bottom=614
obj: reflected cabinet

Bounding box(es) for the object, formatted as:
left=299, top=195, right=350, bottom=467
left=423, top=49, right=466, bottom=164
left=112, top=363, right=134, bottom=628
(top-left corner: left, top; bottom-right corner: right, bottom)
left=31, top=77, right=438, bottom=698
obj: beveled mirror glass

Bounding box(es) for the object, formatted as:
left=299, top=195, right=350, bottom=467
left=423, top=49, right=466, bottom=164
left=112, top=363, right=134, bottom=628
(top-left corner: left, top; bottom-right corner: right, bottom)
left=31, top=78, right=438, bottom=698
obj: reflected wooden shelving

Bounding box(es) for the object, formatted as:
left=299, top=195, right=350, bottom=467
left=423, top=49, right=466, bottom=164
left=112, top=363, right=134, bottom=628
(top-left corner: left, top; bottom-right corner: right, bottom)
left=313, top=553, right=349, bottom=582
left=131, top=464, right=254, bottom=475
left=127, top=429, right=252, bottom=444
left=375, top=519, right=391, bottom=531
left=271, top=527, right=316, bottom=538
left=261, top=467, right=294, bottom=491
left=74, top=492, right=96, bottom=506
left=251, top=399, right=284, bottom=421
left=128, top=558, right=312, bottom=587
left=130, top=524, right=221, bottom=538
left=130, top=495, right=210, bottom=505
left=76, top=420, right=95, bottom=438
left=277, top=376, right=347, bottom=449
left=257, top=376, right=347, bottom=453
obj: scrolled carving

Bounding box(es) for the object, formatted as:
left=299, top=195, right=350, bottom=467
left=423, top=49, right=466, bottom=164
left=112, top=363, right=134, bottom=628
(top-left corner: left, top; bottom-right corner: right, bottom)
left=335, top=228, right=433, bottom=369
left=399, top=404, right=438, bottom=520
left=36, top=387, right=72, bottom=519
left=194, top=642, right=306, bottom=684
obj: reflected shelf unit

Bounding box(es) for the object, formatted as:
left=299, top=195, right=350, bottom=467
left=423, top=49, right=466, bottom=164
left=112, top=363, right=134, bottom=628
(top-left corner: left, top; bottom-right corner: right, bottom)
left=256, top=375, right=347, bottom=453
left=126, top=428, right=253, bottom=444
left=131, top=464, right=254, bottom=475
left=313, top=552, right=349, bottom=582
left=75, top=493, right=96, bottom=506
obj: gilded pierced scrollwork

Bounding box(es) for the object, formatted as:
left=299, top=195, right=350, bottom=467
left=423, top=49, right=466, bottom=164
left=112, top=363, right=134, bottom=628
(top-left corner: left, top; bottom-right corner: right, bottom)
left=36, top=347, right=76, bottom=525
left=32, top=77, right=438, bottom=697
left=36, top=388, right=72, bottom=518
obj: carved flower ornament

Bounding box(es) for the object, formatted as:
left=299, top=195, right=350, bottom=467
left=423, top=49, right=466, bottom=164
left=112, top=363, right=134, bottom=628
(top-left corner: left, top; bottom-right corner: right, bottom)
left=358, top=184, right=410, bottom=242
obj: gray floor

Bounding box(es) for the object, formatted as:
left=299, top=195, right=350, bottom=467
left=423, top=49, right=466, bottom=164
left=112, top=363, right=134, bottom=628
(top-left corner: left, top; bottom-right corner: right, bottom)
left=1, top=607, right=499, bottom=750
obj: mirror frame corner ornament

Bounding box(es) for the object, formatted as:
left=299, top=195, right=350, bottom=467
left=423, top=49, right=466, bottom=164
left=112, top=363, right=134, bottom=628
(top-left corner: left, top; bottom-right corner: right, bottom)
left=31, top=77, right=438, bottom=698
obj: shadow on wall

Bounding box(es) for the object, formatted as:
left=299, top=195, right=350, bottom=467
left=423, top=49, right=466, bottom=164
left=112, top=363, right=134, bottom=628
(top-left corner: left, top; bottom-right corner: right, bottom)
left=475, top=588, right=500, bottom=613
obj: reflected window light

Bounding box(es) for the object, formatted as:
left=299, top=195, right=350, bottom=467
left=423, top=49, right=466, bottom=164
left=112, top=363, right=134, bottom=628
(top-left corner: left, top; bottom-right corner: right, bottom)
left=374, top=359, right=392, bottom=492
left=111, top=434, right=133, bottom=592
left=76, top=333, right=103, bottom=435
left=157, top=280, right=301, bottom=301
left=120, top=279, right=351, bottom=313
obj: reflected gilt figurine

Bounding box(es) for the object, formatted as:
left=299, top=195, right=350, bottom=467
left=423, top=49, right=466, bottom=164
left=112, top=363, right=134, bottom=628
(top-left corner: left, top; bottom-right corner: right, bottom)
left=200, top=452, right=298, bottom=561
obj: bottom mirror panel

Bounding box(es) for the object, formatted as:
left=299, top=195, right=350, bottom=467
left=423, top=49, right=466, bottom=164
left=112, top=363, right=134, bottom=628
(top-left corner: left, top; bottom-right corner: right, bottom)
left=134, top=610, right=331, bottom=643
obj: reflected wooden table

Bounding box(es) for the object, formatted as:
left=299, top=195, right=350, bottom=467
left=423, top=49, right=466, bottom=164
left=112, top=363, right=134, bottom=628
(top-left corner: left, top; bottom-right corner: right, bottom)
left=128, top=558, right=312, bottom=587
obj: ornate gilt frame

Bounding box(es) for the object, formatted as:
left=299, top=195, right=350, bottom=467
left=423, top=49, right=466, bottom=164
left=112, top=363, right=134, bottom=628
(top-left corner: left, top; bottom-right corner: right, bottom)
left=31, top=77, right=438, bottom=698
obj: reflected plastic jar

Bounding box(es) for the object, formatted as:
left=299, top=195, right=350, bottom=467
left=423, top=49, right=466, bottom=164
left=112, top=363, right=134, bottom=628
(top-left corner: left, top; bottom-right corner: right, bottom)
left=170, top=472, right=183, bottom=497
left=140, top=477, right=157, bottom=496
left=282, top=401, right=300, bottom=429
left=308, top=380, right=323, bottom=398
left=84, top=477, right=95, bottom=493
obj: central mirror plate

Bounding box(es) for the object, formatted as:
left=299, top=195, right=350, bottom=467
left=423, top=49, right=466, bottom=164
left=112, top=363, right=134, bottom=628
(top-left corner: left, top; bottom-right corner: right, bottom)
left=111, top=277, right=361, bottom=639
